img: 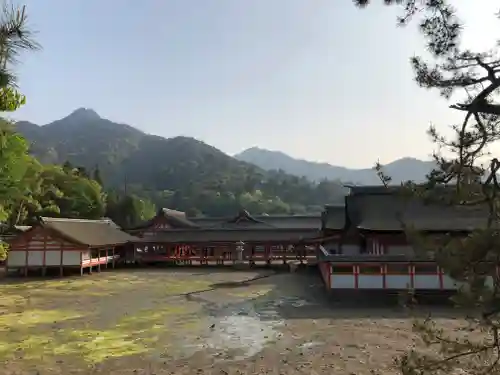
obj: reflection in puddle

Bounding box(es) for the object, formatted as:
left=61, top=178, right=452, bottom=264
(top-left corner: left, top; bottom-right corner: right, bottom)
left=205, top=307, right=284, bottom=360
left=175, top=289, right=318, bottom=362
left=197, top=296, right=314, bottom=360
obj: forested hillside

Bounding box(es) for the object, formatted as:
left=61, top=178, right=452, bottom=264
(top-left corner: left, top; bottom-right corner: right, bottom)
left=16, top=109, right=348, bottom=217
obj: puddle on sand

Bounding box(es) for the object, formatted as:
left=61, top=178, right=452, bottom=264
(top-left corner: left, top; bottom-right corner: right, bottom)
left=299, top=341, right=323, bottom=350
left=168, top=294, right=317, bottom=362
left=205, top=307, right=284, bottom=361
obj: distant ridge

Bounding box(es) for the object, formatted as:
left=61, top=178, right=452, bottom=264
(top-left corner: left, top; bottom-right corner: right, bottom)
left=234, top=147, right=435, bottom=185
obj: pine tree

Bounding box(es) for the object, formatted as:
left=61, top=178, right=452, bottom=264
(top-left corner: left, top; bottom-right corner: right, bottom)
left=356, top=1, right=500, bottom=374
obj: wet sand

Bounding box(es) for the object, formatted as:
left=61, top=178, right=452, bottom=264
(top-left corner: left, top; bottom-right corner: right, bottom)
left=0, top=268, right=462, bottom=374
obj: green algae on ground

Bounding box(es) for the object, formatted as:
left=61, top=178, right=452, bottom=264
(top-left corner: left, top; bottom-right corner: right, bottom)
left=0, top=309, right=82, bottom=328
left=0, top=270, right=244, bottom=367
left=0, top=294, right=35, bottom=311
left=0, top=334, right=58, bottom=360
left=65, top=330, right=149, bottom=362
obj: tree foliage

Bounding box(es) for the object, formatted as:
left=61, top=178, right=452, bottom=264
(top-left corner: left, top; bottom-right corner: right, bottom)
left=358, top=1, right=500, bottom=374
left=105, top=191, right=156, bottom=229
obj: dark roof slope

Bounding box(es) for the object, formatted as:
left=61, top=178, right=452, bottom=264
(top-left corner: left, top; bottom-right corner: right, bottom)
left=262, top=215, right=321, bottom=229
left=347, top=190, right=488, bottom=232
left=41, top=217, right=139, bottom=246
left=158, top=208, right=199, bottom=228
left=191, top=211, right=321, bottom=230
left=346, top=185, right=405, bottom=196
left=322, top=205, right=346, bottom=230
left=127, top=208, right=199, bottom=231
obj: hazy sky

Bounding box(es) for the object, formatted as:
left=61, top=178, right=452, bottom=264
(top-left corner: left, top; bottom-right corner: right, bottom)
left=13, top=1, right=500, bottom=168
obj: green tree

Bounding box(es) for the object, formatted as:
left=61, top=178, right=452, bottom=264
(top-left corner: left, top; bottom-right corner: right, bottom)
left=0, top=4, right=40, bottom=113
left=62, top=161, right=73, bottom=173
left=0, top=121, right=32, bottom=221
left=0, top=3, right=40, bottom=259
left=357, top=1, right=500, bottom=374
left=105, top=193, right=156, bottom=228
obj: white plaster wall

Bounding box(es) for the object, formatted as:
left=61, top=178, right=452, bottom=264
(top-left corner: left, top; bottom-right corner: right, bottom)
left=358, top=275, right=383, bottom=289
left=45, top=250, right=61, bottom=266
left=414, top=275, right=440, bottom=290
left=386, top=275, right=412, bottom=289
left=62, top=251, right=80, bottom=266
left=7, top=251, right=25, bottom=267
left=330, top=275, right=356, bottom=289
left=27, top=251, right=43, bottom=266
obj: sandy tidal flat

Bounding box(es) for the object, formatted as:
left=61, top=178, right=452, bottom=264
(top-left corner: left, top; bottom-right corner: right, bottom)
left=0, top=268, right=463, bottom=374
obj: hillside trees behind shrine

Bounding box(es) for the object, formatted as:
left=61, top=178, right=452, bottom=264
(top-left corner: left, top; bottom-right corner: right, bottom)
left=355, top=1, right=500, bottom=374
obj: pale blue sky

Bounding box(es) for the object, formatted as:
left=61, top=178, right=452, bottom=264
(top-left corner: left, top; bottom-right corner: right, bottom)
left=13, top=1, right=499, bottom=168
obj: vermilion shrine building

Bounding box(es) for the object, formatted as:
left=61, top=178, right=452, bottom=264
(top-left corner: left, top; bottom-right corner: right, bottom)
left=6, top=217, right=137, bottom=276
left=318, top=185, right=490, bottom=292
left=5, top=185, right=491, bottom=293
left=129, top=208, right=330, bottom=264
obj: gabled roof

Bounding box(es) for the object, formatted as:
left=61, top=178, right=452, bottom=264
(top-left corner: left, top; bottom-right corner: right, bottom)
left=345, top=188, right=489, bottom=232
left=157, top=208, right=199, bottom=228
left=126, top=208, right=199, bottom=231
left=202, top=210, right=275, bottom=229
left=190, top=210, right=322, bottom=230
left=39, top=217, right=139, bottom=246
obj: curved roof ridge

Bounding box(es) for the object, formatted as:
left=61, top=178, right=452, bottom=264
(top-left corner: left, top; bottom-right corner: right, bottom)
left=226, top=209, right=276, bottom=227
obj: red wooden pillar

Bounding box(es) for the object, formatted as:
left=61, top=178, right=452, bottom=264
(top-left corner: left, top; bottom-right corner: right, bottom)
left=80, top=251, right=84, bottom=276
left=249, top=244, right=255, bottom=266
left=97, top=248, right=101, bottom=273
left=265, top=244, right=271, bottom=265
left=200, top=246, right=204, bottom=265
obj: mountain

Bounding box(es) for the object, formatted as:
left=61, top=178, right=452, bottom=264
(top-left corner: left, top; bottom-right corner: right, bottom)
left=14, top=109, right=347, bottom=216
left=234, top=147, right=435, bottom=185
left=15, top=108, right=145, bottom=176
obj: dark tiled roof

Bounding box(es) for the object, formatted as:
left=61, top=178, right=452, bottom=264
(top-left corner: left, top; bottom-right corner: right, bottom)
left=158, top=208, right=199, bottom=228
left=190, top=211, right=321, bottom=230
left=262, top=215, right=321, bottom=229
left=347, top=191, right=489, bottom=232
left=209, top=210, right=276, bottom=229
left=138, top=229, right=320, bottom=244
left=41, top=217, right=139, bottom=246
left=322, top=205, right=346, bottom=230
left=127, top=208, right=199, bottom=231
